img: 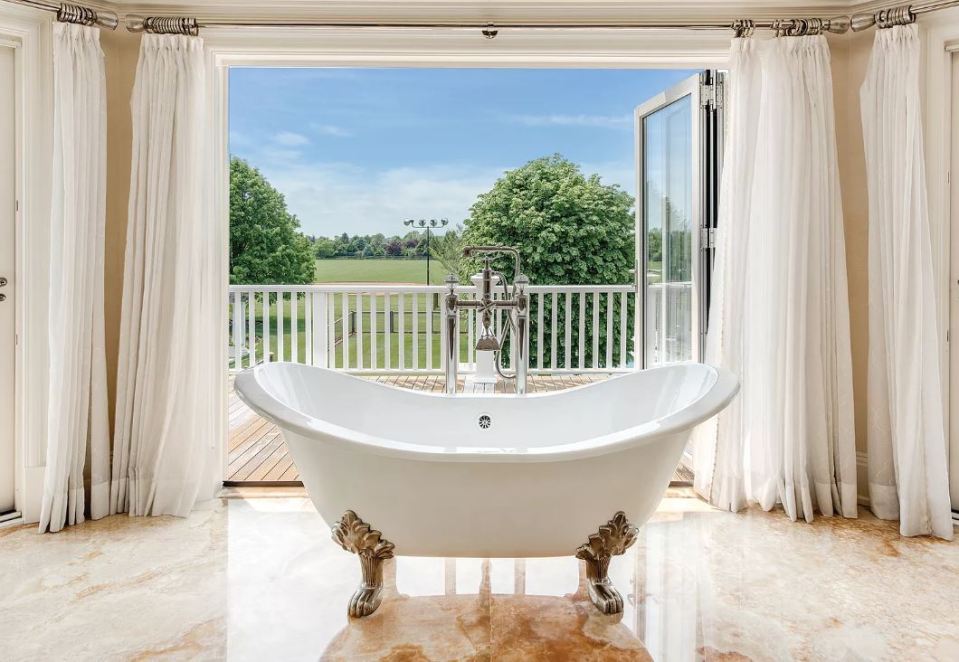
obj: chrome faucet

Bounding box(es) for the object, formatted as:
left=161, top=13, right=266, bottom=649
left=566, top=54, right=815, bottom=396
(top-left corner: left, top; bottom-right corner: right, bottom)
left=444, top=246, right=529, bottom=395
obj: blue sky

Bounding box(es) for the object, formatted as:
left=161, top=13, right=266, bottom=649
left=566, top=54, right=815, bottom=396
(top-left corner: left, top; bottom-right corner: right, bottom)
left=229, top=67, right=696, bottom=237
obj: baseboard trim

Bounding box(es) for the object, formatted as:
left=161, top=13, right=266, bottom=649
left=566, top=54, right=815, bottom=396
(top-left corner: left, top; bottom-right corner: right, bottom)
left=0, top=511, right=23, bottom=528
left=222, top=480, right=304, bottom=488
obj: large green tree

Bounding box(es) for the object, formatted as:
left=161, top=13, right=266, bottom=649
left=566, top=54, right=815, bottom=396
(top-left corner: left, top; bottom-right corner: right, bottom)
left=463, top=155, right=634, bottom=283
left=229, top=157, right=315, bottom=284
left=462, top=155, right=635, bottom=367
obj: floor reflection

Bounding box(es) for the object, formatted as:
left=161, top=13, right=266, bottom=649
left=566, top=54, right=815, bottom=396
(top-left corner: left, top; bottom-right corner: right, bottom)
left=224, top=495, right=730, bottom=661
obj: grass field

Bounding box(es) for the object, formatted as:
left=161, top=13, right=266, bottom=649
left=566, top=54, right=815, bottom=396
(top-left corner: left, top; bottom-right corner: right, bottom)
left=314, top=258, right=447, bottom=285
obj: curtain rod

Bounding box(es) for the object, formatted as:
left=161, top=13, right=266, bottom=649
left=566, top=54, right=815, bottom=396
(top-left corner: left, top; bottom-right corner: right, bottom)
left=851, top=0, right=959, bottom=30
left=122, top=0, right=959, bottom=37
left=4, top=0, right=118, bottom=29
left=6, top=0, right=952, bottom=37
left=124, top=15, right=853, bottom=38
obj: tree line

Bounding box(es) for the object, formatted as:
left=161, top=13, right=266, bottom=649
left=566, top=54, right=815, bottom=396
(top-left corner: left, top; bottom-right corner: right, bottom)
left=311, top=232, right=431, bottom=259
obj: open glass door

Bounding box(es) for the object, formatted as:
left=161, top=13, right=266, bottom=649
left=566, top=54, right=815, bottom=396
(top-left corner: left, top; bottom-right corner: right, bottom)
left=635, top=70, right=723, bottom=368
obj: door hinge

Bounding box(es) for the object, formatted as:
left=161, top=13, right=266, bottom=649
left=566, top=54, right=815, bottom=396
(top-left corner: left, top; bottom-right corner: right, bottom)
left=700, top=227, right=716, bottom=249
left=701, top=80, right=723, bottom=110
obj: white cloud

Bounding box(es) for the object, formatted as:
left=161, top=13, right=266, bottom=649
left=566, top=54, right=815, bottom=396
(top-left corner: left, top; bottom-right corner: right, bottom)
left=259, top=146, right=304, bottom=164
left=508, top=113, right=633, bottom=130
left=310, top=123, right=353, bottom=138
left=273, top=131, right=310, bottom=147
left=258, top=161, right=506, bottom=237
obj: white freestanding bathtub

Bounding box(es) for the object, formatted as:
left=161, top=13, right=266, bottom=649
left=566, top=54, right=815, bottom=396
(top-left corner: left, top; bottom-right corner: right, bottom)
left=234, top=362, right=738, bottom=617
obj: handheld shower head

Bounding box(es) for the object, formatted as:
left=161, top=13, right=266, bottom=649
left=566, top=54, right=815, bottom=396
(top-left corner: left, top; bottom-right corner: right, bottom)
left=475, top=326, right=501, bottom=352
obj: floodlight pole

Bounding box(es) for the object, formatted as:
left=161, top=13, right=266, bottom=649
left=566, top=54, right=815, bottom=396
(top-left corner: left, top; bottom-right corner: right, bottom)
left=403, top=218, right=449, bottom=285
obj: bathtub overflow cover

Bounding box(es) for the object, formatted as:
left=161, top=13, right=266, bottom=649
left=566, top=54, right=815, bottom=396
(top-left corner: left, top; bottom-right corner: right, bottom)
left=478, top=414, right=492, bottom=430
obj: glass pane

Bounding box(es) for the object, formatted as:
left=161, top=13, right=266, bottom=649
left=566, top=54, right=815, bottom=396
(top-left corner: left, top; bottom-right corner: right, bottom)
left=643, top=94, right=693, bottom=365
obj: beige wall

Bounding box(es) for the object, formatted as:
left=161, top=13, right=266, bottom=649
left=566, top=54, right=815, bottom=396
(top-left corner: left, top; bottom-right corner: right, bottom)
left=100, top=29, right=139, bottom=433
left=830, top=31, right=873, bottom=460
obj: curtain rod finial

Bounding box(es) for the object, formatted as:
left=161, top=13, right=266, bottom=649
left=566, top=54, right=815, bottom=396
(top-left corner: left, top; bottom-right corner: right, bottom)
left=126, top=14, right=146, bottom=33
left=850, top=12, right=877, bottom=31
left=825, top=15, right=851, bottom=34
left=96, top=10, right=118, bottom=30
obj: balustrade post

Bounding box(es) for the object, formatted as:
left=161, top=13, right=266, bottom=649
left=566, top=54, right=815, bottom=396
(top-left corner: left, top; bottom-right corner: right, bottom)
left=313, top=292, right=329, bottom=367
left=231, top=291, right=244, bottom=370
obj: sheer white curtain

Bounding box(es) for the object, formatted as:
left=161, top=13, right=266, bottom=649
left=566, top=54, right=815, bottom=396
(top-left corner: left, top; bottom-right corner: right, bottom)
left=40, top=23, right=109, bottom=533
left=695, top=35, right=857, bottom=522
left=111, top=34, right=219, bottom=517
left=860, top=25, right=953, bottom=540
left=693, top=38, right=759, bottom=511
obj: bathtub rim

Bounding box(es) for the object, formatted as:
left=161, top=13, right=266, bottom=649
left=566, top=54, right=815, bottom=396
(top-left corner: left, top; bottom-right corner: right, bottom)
left=233, top=363, right=739, bottom=464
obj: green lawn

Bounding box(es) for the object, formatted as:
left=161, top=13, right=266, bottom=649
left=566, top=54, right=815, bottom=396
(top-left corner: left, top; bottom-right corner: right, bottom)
left=314, top=258, right=447, bottom=285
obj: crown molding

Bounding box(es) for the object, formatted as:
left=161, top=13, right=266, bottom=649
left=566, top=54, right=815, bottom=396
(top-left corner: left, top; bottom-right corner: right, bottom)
left=83, top=0, right=909, bottom=24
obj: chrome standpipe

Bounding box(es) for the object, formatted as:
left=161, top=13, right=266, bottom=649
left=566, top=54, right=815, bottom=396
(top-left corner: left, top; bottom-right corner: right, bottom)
left=513, top=274, right=529, bottom=395
left=444, top=274, right=459, bottom=395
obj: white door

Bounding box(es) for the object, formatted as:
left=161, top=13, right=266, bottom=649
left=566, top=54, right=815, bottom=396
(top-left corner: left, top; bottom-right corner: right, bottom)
left=635, top=71, right=723, bottom=368
left=0, top=45, right=16, bottom=515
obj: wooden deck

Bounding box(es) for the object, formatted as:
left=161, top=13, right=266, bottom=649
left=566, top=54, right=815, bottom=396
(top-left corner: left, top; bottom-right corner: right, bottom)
left=227, top=374, right=608, bottom=484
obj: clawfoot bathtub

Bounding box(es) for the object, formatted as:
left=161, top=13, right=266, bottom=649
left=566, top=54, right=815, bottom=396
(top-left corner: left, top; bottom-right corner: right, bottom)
left=234, top=362, right=738, bottom=617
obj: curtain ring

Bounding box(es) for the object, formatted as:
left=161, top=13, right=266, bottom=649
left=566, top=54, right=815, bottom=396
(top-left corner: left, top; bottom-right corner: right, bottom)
left=732, top=19, right=755, bottom=38
left=57, top=3, right=98, bottom=26
left=142, top=16, right=200, bottom=36
left=876, top=6, right=916, bottom=28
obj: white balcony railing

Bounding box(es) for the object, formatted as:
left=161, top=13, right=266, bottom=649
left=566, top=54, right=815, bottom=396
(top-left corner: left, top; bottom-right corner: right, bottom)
left=227, top=283, right=645, bottom=375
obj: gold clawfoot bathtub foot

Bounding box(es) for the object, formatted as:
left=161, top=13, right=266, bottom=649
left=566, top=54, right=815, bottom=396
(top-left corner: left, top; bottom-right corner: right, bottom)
left=575, top=511, right=638, bottom=615
left=331, top=510, right=395, bottom=618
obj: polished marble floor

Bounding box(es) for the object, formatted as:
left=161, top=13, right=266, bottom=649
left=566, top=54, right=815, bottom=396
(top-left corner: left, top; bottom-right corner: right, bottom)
left=1, top=489, right=958, bottom=661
